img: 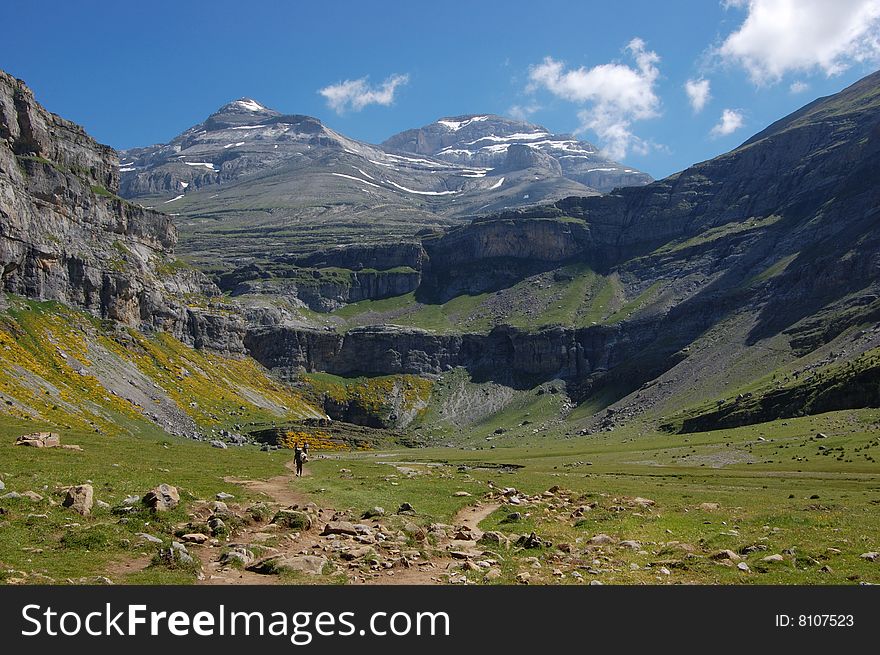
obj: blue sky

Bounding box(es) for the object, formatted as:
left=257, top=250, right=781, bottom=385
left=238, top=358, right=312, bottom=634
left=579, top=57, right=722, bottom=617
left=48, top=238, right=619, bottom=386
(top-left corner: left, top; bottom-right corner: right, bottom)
left=2, top=0, right=879, bottom=178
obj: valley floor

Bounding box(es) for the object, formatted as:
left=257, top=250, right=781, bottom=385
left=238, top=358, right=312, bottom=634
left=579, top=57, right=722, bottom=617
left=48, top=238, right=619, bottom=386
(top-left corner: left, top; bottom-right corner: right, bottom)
left=2, top=408, right=879, bottom=586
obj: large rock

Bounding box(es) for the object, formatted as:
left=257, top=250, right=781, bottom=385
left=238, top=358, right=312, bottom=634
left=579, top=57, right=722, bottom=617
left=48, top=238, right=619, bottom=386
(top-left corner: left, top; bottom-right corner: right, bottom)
left=143, top=484, right=180, bottom=512
left=62, top=484, right=94, bottom=516
left=321, top=521, right=358, bottom=536
left=271, top=509, right=312, bottom=531
left=247, top=555, right=327, bottom=576
left=15, top=432, right=61, bottom=448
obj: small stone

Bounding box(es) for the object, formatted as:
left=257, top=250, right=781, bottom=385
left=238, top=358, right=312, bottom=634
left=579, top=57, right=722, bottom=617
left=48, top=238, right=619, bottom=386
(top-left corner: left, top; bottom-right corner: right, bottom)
left=589, top=534, right=615, bottom=545
left=711, top=549, right=741, bottom=562
left=216, top=492, right=234, bottom=500
left=762, top=554, right=785, bottom=563
left=485, top=568, right=502, bottom=580
left=859, top=552, right=879, bottom=561
left=659, top=567, right=671, bottom=576
left=210, top=440, right=227, bottom=449
left=516, top=572, right=531, bottom=584
left=397, top=502, right=415, bottom=514
left=21, top=491, right=43, bottom=501
left=698, top=502, right=721, bottom=511
left=362, top=506, right=385, bottom=519
left=96, top=500, right=110, bottom=509
left=737, top=562, right=750, bottom=572
left=619, top=540, right=641, bottom=550
left=181, top=533, right=208, bottom=544
left=589, top=580, right=603, bottom=586
left=136, top=533, right=163, bottom=544
left=453, top=491, right=471, bottom=497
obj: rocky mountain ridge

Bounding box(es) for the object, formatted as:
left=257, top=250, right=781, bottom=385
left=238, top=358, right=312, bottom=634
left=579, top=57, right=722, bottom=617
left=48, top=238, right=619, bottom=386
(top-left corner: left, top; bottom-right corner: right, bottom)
left=382, top=113, right=653, bottom=192
left=0, top=70, right=248, bottom=352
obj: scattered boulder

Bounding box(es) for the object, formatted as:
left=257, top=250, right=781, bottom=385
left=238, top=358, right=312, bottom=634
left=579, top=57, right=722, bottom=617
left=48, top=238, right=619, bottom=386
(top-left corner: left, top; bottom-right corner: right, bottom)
left=737, top=562, right=750, bottom=572
left=397, top=502, right=415, bottom=514
left=860, top=552, right=879, bottom=562
left=248, top=555, right=327, bottom=576
left=362, top=506, right=385, bottom=519
left=143, top=484, right=180, bottom=512
left=181, top=533, right=209, bottom=545
left=502, top=512, right=522, bottom=523
left=166, top=541, right=195, bottom=567
left=322, top=521, right=358, bottom=536
left=216, top=492, right=235, bottom=500
left=210, top=440, right=227, bottom=450
left=15, top=432, right=61, bottom=448
left=453, top=491, right=472, bottom=497
left=62, top=484, right=94, bottom=516
left=220, top=547, right=255, bottom=567
left=629, top=497, right=655, bottom=508
left=272, top=509, right=312, bottom=531
left=619, top=540, right=642, bottom=550
left=711, top=549, right=742, bottom=562
left=516, top=532, right=545, bottom=549
left=698, top=502, right=721, bottom=511
left=762, top=554, right=785, bottom=563
left=402, top=522, right=427, bottom=542
left=0, top=479, right=4, bottom=491
left=516, top=572, right=531, bottom=584
left=208, top=517, right=227, bottom=537
left=478, top=531, right=509, bottom=547
left=20, top=491, right=43, bottom=502
left=136, top=533, right=163, bottom=544
left=588, top=534, right=615, bottom=546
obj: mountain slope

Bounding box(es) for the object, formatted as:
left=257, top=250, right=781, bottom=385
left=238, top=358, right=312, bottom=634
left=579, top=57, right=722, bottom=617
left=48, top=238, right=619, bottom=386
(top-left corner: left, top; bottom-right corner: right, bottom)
left=382, top=113, right=653, bottom=192
left=244, top=69, right=880, bottom=433
left=118, top=100, right=611, bottom=274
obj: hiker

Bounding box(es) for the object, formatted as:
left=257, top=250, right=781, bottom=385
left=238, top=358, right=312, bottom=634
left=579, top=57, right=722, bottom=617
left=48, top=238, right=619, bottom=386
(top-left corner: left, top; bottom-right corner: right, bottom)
left=294, top=443, right=307, bottom=477
left=303, top=441, right=309, bottom=457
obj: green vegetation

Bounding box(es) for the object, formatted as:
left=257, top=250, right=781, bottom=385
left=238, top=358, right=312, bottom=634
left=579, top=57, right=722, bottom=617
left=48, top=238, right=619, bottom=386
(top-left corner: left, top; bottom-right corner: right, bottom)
left=0, top=298, right=324, bottom=438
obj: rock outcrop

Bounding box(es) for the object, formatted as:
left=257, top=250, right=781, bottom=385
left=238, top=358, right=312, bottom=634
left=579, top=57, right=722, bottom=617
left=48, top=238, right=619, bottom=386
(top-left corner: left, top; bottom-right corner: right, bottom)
left=0, top=70, right=246, bottom=352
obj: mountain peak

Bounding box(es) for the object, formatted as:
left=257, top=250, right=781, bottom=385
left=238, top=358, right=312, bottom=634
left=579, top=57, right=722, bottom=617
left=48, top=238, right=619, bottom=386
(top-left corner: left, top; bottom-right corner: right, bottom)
left=211, top=97, right=278, bottom=119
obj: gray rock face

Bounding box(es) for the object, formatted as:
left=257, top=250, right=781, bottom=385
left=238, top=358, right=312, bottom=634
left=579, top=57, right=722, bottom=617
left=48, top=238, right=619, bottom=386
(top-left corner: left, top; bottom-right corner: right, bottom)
left=0, top=70, right=246, bottom=352
left=244, top=322, right=640, bottom=385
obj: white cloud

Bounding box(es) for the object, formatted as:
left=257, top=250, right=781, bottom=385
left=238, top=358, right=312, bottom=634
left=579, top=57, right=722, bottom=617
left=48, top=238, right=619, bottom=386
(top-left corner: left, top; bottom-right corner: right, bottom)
left=526, top=38, right=661, bottom=160
left=719, top=0, right=880, bottom=84
left=318, top=73, right=409, bottom=114
left=684, top=78, right=711, bottom=113
left=710, top=108, right=745, bottom=137
left=789, top=80, right=810, bottom=94
left=507, top=103, right=541, bottom=121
